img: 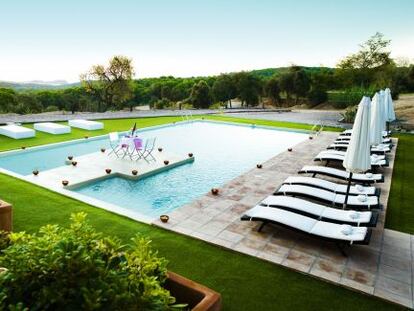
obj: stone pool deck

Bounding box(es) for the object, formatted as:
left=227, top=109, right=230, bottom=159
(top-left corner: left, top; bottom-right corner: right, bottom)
left=154, top=132, right=413, bottom=308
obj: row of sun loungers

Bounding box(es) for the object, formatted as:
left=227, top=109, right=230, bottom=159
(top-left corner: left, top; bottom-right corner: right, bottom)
left=0, top=119, right=104, bottom=139
left=240, top=128, right=390, bottom=255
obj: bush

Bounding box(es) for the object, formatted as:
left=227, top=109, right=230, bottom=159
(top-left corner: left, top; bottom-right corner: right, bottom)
left=0, top=213, right=181, bottom=310
left=153, top=98, right=172, bottom=109
left=44, top=105, right=59, bottom=112
left=340, top=105, right=358, bottom=123
left=328, top=88, right=375, bottom=109
left=307, top=89, right=328, bottom=107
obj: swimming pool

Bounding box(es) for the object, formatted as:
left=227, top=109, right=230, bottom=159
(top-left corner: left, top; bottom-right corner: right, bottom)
left=0, top=120, right=308, bottom=219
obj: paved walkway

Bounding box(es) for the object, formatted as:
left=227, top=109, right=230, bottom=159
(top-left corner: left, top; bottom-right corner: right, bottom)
left=228, top=110, right=345, bottom=127
left=154, top=132, right=412, bottom=308
left=0, top=109, right=346, bottom=127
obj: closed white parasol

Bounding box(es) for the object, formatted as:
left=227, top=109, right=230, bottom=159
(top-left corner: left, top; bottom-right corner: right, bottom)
left=342, top=96, right=372, bottom=207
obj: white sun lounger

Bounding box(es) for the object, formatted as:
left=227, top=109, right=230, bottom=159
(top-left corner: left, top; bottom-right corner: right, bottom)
left=241, top=207, right=371, bottom=253
left=275, top=185, right=379, bottom=209
left=298, top=165, right=384, bottom=183
left=259, top=196, right=378, bottom=226
left=340, top=129, right=390, bottom=137
left=336, top=136, right=391, bottom=144
left=0, top=124, right=35, bottom=139
left=283, top=176, right=379, bottom=196
left=314, top=151, right=388, bottom=167
left=318, top=150, right=386, bottom=160
left=34, top=122, right=71, bottom=135
left=328, top=143, right=390, bottom=154
left=68, top=119, right=104, bottom=130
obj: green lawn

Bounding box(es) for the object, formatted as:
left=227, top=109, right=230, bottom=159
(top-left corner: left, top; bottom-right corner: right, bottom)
left=0, top=115, right=404, bottom=310
left=385, top=133, right=414, bottom=234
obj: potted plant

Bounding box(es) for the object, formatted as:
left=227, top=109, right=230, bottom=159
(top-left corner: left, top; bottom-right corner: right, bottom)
left=0, top=213, right=221, bottom=311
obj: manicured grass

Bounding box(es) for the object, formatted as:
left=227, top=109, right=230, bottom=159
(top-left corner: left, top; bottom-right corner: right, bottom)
left=385, top=133, right=414, bottom=234
left=204, top=114, right=344, bottom=132
left=0, top=115, right=403, bottom=309
left=0, top=116, right=183, bottom=152
left=0, top=174, right=400, bottom=310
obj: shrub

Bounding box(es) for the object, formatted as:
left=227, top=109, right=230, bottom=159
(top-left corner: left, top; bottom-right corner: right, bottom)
left=45, top=105, right=59, bottom=112
left=307, top=89, right=328, bottom=107
left=0, top=213, right=181, bottom=310
left=340, top=105, right=358, bottom=123
left=153, top=98, right=172, bottom=109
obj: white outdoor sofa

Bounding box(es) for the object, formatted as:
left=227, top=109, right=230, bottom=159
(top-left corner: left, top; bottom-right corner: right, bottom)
left=34, top=122, right=71, bottom=135
left=0, top=124, right=35, bottom=139
left=68, top=119, right=104, bottom=130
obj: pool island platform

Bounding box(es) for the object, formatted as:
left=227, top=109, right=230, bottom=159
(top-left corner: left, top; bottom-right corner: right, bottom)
left=25, top=150, right=194, bottom=190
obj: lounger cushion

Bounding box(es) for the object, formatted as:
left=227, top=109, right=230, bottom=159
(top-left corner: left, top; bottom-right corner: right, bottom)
left=243, top=206, right=368, bottom=242
left=0, top=125, right=35, bottom=139
left=34, top=122, right=71, bottom=135
left=261, top=195, right=373, bottom=224
left=68, top=119, right=104, bottom=130
left=300, top=165, right=383, bottom=182
left=277, top=184, right=378, bottom=207
left=283, top=176, right=377, bottom=195
left=310, top=221, right=367, bottom=242
left=314, top=152, right=387, bottom=166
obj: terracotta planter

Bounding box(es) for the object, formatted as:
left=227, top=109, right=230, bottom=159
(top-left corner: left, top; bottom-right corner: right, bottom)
left=165, top=272, right=221, bottom=311
left=160, top=215, right=169, bottom=223
left=0, top=200, right=12, bottom=232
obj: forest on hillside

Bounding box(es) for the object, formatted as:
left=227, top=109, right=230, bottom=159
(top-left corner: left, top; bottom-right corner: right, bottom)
left=1, top=33, right=413, bottom=115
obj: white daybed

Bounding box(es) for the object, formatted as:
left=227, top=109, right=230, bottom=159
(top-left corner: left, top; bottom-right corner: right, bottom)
left=34, top=122, right=71, bottom=135
left=68, top=119, right=104, bottom=130
left=0, top=124, right=35, bottom=139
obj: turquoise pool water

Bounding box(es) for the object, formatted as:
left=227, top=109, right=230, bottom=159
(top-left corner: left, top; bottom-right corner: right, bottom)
left=0, top=121, right=308, bottom=218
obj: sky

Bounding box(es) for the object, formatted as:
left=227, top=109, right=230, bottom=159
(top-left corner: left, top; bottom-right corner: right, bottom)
left=0, top=0, right=413, bottom=82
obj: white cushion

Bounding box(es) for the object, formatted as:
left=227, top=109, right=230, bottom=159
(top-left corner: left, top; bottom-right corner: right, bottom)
left=0, top=125, right=35, bottom=139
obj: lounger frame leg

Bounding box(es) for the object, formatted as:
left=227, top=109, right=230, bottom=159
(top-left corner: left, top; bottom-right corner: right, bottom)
left=336, top=243, right=348, bottom=257
left=258, top=221, right=268, bottom=232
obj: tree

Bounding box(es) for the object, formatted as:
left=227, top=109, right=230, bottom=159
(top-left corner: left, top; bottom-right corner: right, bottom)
left=292, top=68, right=311, bottom=103
left=278, top=72, right=295, bottom=103
left=264, top=77, right=281, bottom=105
left=233, top=72, right=262, bottom=107
left=338, top=32, right=392, bottom=70
left=337, top=33, right=393, bottom=88
left=211, top=74, right=237, bottom=108
left=0, top=88, right=17, bottom=113
left=189, top=80, right=212, bottom=108
left=15, top=94, right=43, bottom=114
left=80, top=56, right=134, bottom=112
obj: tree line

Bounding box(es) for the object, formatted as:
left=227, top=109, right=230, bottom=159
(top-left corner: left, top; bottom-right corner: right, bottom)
left=1, top=33, right=414, bottom=115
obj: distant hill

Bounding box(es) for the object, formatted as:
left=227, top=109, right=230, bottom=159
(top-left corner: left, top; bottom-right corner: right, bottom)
left=250, top=67, right=335, bottom=79
left=0, top=66, right=336, bottom=90
left=0, top=80, right=79, bottom=90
